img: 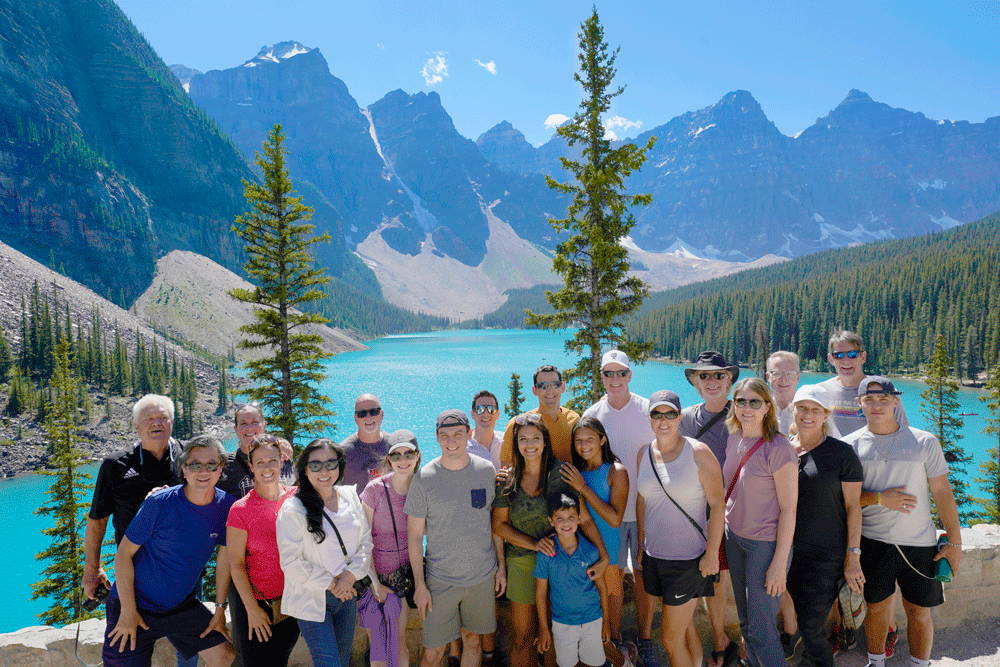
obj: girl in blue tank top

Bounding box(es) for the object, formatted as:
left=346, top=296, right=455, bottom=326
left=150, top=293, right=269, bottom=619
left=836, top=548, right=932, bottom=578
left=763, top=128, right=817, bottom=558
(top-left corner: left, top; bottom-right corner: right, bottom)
left=560, top=416, right=629, bottom=644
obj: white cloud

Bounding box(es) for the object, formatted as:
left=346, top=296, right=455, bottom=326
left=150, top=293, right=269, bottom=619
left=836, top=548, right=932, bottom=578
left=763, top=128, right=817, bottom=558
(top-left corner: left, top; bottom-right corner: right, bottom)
left=603, top=115, right=642, bottom=140
left=544, top=113, right=570, bottom=129
left=421, top=53, right=448, bottom=86
left=474, top=58, right=497, bottom=75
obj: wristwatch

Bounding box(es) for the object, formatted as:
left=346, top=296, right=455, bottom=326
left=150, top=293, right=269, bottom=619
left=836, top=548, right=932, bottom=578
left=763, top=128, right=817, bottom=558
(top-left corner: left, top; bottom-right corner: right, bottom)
left=214, top=600, right=229, bottom=613
left=846, top=547, right=862, bottom=555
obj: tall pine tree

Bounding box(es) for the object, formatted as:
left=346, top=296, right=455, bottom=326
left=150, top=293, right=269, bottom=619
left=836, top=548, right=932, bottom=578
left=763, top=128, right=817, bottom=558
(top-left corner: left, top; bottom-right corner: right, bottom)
left=526, top=9, right=654, bottom=411
left=975, top=363, right=1000, bottom=523
left=505, top=372, right=526, bottom=419
left=920, top=334, right=974, bottom=523
left=31, top=339, right=95, bottom=624
left=229, top=124, right=335, bottom=443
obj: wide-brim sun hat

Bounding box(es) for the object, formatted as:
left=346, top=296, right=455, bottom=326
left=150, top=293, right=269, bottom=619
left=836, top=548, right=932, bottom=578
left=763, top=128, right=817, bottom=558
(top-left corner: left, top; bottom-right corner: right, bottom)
left=684, top=350, right=740, bottom=385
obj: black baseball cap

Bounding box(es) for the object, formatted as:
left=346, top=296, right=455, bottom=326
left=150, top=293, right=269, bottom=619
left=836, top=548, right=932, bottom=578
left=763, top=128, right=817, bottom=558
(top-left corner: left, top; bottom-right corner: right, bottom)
left=857, top=376, right=902, bottom=398
left=435, top=409, right=470, bottom=430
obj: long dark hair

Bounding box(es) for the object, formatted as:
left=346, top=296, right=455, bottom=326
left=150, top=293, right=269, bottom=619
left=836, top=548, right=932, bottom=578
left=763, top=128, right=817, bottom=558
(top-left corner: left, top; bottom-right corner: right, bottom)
left=295, top=438, right=346, bottom=543
left=505, top=415, right=554, bottom=497
left=570, top=416, right=618, bottom=470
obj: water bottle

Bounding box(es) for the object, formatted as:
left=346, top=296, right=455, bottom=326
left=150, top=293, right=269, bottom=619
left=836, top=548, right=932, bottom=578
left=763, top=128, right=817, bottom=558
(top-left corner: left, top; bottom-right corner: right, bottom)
left=934, top=534, right=953, bottom=582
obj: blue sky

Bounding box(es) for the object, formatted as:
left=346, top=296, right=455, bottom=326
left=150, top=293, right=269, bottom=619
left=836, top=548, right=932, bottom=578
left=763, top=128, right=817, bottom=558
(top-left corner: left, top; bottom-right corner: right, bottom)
left=115, top=0, right=1000, bottom=146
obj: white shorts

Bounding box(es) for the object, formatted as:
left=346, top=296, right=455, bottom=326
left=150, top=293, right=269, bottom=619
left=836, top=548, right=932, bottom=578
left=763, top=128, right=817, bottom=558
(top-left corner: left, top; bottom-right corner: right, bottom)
left=552, top=617, right=605, bottom=667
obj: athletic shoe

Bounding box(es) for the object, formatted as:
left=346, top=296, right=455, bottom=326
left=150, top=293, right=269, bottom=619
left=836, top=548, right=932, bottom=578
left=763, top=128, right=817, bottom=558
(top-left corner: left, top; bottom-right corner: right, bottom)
left=780, top=632, right=801, bottom=660
left=884, top=626, right=897, bottom=659
left=637, top=638, right=661, bottom=667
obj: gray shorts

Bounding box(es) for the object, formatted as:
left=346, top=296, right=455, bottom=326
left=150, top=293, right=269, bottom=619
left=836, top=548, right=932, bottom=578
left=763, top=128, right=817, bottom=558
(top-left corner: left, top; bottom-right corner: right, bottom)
left=618, top=521, right=640, bottom=570
left=422, top=575, right=497, bottom=648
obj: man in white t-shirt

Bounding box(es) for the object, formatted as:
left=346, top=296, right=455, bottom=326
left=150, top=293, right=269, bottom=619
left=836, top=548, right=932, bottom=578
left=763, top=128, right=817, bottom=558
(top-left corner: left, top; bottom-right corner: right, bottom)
left=582, top=350, right=654, bottom=651
left=843, top=377, right=962, bottom=667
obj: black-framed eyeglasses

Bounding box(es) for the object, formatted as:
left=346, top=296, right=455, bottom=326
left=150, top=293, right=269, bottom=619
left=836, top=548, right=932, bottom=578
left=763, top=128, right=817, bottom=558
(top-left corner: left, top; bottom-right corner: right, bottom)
left=534, top=381, right=561, bottom=390
left=650, top=410, right=680, bottom=421
left=307, top=458, right=341, bottom=472
left=183, top=461, right=222, bottom=472
left=602, top=370, right=629, bottom=378
left=514, top=413, right=543, bottom=426
left=734, top=398, right=766, bottom=409
left=831, top=350, right=862, bottom=359
left=388, top=450, right=419, bottom=462
left=698, top=372, right=728, bottom=381
left=473, top=404, right=498, bottom=415
left=355, top=407, right=383, bottom=418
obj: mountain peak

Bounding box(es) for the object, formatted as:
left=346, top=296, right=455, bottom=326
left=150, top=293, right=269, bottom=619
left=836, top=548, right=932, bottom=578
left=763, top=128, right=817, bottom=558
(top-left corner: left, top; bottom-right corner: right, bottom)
left=839, top=89, right=875, bottom=105
left=244, top=41, right=314, bottom=67
left=716, top=89, right=761, bottom=109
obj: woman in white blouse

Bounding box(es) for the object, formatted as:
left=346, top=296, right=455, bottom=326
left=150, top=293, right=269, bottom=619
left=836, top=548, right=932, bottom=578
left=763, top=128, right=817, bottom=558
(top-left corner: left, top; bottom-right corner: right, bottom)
left=277, top=438, right=377, bottom=667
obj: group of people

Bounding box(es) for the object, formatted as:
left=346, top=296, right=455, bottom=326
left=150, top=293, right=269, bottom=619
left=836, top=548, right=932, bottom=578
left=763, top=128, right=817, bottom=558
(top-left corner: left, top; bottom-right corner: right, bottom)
left=82, top=329, right=964, bottom=667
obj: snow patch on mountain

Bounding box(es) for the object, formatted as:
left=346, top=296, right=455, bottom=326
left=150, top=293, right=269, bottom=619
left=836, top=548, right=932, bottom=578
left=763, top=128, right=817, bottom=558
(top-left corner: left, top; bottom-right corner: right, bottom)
left=917, top=179, right=947, bottom=191
left=245, top=42, right=313, bottom=67
left=930, top=212, right=963, bottom=229
left=690, top=123, right=716, bottom=138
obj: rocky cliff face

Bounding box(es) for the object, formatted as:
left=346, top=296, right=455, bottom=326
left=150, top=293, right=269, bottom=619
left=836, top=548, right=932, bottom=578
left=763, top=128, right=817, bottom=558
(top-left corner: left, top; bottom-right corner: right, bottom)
left=0, top=0, right=254, bottom=302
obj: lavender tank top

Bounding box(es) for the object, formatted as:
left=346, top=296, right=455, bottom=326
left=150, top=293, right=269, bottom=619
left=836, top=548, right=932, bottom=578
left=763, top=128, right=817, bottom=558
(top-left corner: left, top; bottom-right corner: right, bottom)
left=637, top=438, right=708, bottom=560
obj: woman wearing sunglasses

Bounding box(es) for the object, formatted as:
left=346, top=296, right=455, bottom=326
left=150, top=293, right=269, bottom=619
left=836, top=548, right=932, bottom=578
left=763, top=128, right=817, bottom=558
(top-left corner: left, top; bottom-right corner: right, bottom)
left=723, top=378, right=798, bottom=667
left=225, top=434, right=300, bottom=667
left=359, top=430, right=422, bottom=667
left=492, top=414, right=609, bottom=667
left=277, top=439, right=378, bottom=667
left=635, top=390, right=725, bottom=667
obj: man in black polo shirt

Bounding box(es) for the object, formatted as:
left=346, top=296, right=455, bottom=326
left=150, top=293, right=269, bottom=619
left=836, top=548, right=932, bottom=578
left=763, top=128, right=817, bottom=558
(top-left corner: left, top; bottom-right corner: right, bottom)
left=83, top=394, right=196, bottom=667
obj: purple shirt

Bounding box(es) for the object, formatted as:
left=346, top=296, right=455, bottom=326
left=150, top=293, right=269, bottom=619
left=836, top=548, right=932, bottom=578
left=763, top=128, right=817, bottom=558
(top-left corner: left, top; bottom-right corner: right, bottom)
left=360, top=474, right=409, bottom=575
left=340, top=433, right=391, bottom=494
left=723, top=433, right=796, bottom=541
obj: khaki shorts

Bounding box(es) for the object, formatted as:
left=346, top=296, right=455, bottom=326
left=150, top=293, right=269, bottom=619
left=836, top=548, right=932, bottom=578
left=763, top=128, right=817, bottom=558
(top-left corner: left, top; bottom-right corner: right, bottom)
left=422, top=575, right=497, bottom=648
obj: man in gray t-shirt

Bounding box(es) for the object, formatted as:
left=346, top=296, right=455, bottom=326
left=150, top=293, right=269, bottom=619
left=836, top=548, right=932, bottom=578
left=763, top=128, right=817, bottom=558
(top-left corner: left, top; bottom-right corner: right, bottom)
left=339, top=393, right=390, bottom=493
left=406, top=409, right=500, bottom=666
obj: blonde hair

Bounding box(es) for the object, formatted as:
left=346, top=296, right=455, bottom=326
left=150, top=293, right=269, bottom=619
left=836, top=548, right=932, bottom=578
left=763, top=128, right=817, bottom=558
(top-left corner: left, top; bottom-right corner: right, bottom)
left=726, top=377, right=780, bottom=441
left=788, top=403, right=831, bottom=438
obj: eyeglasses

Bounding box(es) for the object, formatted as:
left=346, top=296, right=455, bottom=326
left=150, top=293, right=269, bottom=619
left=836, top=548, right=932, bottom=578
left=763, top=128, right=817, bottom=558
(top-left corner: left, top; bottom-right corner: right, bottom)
left=734, top=398, right=766, bottom=409
left=473, top=404, right=498, bottom=415
left=514, top=413, right=543, bottom=426
left=306, top=458, right=341, bottom=472
left=388, top=450, right=419, bottom=462
left=534, top=381, right=562, bottom=390
left=698, top=372, right=728, bottom=381
left=602, top=370, right=629, bottom=378
left=355, top=407, right=383, bottom=418
left=766, top=371, right=799, bottom=380
left=831, top=350, right=862, bottom=360
left=649, top=410, right=680, bottom=421
left=183, top=461, right=222, bottom=472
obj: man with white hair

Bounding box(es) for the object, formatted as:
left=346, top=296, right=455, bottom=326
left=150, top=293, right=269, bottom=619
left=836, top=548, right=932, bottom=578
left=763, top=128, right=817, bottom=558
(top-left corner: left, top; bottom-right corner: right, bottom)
left=766, top=350, right=802, bottom=435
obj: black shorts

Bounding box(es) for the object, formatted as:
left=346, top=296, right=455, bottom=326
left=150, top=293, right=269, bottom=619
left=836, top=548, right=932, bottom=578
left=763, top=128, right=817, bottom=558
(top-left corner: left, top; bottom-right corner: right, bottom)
left=103, top=593, right=227, bottom=666
left=642, top=552, right=716, bottom=606
left=860, top=535, right=944, bottom=608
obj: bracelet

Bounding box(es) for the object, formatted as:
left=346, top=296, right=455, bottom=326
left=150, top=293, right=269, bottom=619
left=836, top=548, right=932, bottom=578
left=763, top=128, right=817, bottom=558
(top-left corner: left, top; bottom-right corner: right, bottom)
left=875, top=492, right=881, bottom=506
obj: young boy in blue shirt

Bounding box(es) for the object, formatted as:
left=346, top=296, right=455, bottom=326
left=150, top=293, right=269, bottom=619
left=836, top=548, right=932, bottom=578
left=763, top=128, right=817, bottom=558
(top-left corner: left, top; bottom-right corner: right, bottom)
left=534, top=492, right=610, bottom=667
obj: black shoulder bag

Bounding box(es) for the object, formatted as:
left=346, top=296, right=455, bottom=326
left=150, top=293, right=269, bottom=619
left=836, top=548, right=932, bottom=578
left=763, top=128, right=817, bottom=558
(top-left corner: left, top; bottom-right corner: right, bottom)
left=322, top=508, right=373, bottom=597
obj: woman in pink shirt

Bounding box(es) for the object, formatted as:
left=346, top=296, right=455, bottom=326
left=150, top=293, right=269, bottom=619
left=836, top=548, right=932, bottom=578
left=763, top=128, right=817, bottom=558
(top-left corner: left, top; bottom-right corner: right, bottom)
left=226, top=434, right=300, bottom=667
left=723, top=378, right=798, bottom=667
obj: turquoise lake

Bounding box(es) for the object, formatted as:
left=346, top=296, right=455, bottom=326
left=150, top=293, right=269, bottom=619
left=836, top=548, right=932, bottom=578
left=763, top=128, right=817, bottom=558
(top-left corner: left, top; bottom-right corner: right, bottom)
left=1, top=328, right=994, bottom=632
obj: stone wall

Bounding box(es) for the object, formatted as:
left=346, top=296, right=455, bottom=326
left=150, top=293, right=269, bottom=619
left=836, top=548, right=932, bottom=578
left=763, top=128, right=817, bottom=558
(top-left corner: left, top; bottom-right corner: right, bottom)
left=2, top=525, right=996, bottom=666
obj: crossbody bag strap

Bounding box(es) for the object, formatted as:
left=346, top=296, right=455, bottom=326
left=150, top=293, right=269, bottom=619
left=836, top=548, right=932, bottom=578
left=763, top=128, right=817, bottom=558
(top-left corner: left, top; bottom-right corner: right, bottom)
left=382, top=479, right=402, bottom=552
left=695, top=401, right=729, bottom=440
left=724, top=438, right=766, bottom=502
left=647, top=444, right=707, bottom=542
left=894, top=544, right=937, bottom=580
left=322, top=508, right=349, bottom=558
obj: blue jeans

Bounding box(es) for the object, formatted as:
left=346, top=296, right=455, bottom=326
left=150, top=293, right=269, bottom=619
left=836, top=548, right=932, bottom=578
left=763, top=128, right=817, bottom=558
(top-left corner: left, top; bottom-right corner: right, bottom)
left=297, top=592, right=358, bottom=667
left=726, top=530, right=787, bottom=667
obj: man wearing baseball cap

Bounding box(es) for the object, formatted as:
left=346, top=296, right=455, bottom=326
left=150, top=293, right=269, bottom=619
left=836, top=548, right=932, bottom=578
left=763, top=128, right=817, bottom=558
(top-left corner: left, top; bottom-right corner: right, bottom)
left=678, top=351, right=739, bottom=667
left=842, top=377, right=962, bottom=667
left=405, top=409, right=502, bottom=667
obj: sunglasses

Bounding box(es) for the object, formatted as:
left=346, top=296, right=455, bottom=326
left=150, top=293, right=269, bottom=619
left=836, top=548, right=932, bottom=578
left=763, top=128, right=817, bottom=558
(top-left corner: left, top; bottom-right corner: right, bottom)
left=734, top=398, right=766, bottom=409
left=698, top=372, right=728, bottom=381
left=831, top=350, right=862, bottom=359
left=649, top=410, right=680, bottom=421
left=183, top=461, right=222, bottom=472
left=355, top=407, right=383, bottom=418
left=534, top=381, right=562, bottom=390
left=473, top=404, right=498, bottom=415
left=601, top=369, right=629, bottom=378
left=388, top=450, right=419, bottom=462
left=306, top=458, right=341, bottom=472
left=514, top=413, right=543, bottom=426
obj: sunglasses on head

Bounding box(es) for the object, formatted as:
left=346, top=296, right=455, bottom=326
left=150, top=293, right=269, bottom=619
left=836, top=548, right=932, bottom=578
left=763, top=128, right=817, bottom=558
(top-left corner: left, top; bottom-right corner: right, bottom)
left=388, top=450, right=419, bottom=462
left=698, top=371, right=728, bottom=381
left=514, top=413, right=543, bottom=426
left=831, top=350, right=862, bottom=360
left=734, top=398, right=766, bottom=409
left=650, top=409, right=680, bottom=421
left=473, top=404, right=498, bottom=415
left=355, top=407, right=383, bottom=418
left=306, top=458, right=341, bottom=472
left=534, top=381, right=561, bottom=390
left=601, top=369, right=629, bottom=378
left=183, top=461, right=221, bottom=472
